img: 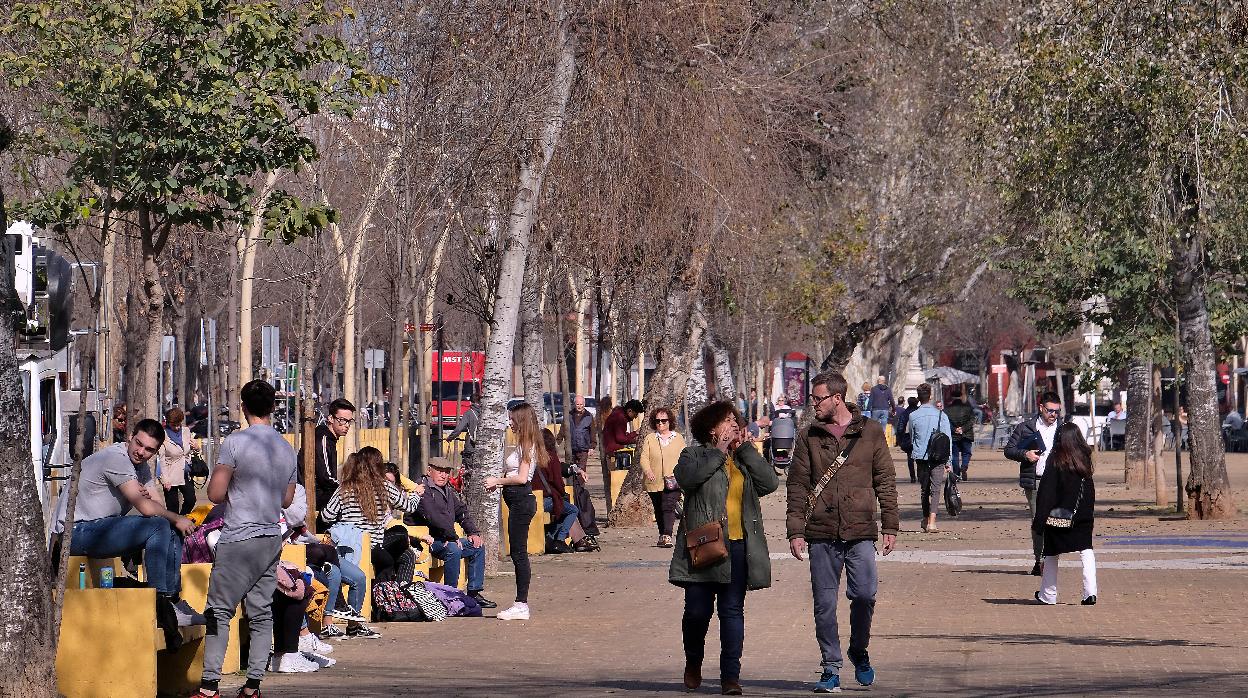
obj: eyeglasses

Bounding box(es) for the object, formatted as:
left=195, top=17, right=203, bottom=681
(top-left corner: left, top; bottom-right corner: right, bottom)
left=1042, top=407, right=1061, bottom=415
left=655, top=418, right=670, bottom=424
left=331, top=416, right=356, bottom=426
left=811, top=393, right=834, bottom=406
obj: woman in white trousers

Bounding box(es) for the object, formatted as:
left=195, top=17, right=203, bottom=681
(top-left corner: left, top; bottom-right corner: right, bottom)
left=1031, top=422, right=1098, bottom=605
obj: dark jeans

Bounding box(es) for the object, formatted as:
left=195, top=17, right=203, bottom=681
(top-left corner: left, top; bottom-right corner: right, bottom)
left=430, top=538, right=486, bottom=592
left=502, top=485, right=535, bottom=603
left=271, top=590, right=305, bottom=654
left=950, top=440, right=973, bottom=479
left=70, top=515, right=183, bottom=594
left=164, top=481, right=196, bottom=516
left=809, top=539, right=878, bottom=671
left=682, top=539, right=747, bottom=682
left=648, top=490, right=680, bottom=536
left=905, top=454, right=916, bottom=482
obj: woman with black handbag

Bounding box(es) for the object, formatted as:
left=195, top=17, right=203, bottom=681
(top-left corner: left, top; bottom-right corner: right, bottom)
left=1031, top=422, right=1098, bottom=605
left=641, top=406, right=686, bottom=548
left=669, top=402, right=779, bottom=695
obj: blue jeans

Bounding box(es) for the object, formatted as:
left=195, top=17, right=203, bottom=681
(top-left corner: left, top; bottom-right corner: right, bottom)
left=683, top=539, right=747, bottom=681
left=543, top=496, right=580, bottom=542
left=315, top=558, right=366, bottom=614
left=951, top=440, right=973, bottom=478
left=809, top=539, right=878, bottom=671
left=70, top=515, right=182, bottom=594
left=870, top=409, right=890, bottom=428
left=430, top=538, right=485, bottom=593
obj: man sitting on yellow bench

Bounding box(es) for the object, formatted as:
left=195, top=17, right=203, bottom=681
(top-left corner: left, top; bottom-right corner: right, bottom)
left=62, top=418, right=204, bottom=626
left=409, top=457, right=496, bottom=609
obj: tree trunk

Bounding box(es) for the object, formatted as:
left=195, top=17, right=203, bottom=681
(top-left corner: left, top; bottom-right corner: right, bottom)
left=0, top=125, right=57, bottom=696
left=521, top=262, right=545, bottom=427
left=237, top=172, right=279, bottom=415
left=706, top=330, right=736, bottom=402
left=226, top=226, right=240, bottom=421
left=298, top=255, right=320, bottom=522
left=388, top=238, right=412, bottom=461
left=608, top=234, right=716, bottom=527
left=1150, top=368, right=1169, bottom=508
left=1124, top=360, right=1150, bottom=487
left=468, top=5, right=576, bottom=569
left=1169, top=171, right=1235, bottom=519
left=686, top=343, right=710, bottom=415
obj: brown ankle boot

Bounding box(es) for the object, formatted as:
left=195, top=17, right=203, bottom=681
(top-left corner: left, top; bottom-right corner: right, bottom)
left=683, top=664, right=702, bottom=690
left=721, top=678, right=743, bottom=695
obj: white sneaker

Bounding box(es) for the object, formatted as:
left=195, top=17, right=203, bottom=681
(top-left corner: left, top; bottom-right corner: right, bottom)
left=301, top=651, right=336, bottom=668
left=496, top=602, right=530, bottom=621
left=269, top=652, right=320, bottom=673
left=326, top=607, right=366, bottom=623
left=298, top=633, right=333, bottom=654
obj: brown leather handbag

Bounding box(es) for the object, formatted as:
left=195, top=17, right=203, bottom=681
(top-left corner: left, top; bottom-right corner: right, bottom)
left=686, top=518, right=729, bottom=569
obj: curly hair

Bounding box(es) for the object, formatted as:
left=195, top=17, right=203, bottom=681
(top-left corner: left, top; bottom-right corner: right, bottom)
left=689, top=401, right=741, bottom=446
left=338, top=446, right=387, bottom=523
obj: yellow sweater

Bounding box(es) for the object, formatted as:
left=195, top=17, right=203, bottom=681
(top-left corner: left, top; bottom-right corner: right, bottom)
left=725, top=456, right=745, bottom=540
left=640, top=431, right=687, bottom=493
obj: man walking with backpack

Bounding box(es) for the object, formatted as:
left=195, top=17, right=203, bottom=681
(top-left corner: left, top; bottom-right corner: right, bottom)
left=907, top=383, right=952, bottom=533
left=787, top=371, right=899, bottom=693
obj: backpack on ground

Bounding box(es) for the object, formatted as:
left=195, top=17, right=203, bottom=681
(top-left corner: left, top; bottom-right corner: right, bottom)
left=372, top=580, right=446, bottom=622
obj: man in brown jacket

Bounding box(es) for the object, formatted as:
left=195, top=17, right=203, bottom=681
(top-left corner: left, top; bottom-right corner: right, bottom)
left=787, top=370, right=899, bottom=693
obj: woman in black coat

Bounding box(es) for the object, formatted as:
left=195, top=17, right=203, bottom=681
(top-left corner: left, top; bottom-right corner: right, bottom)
left=1031, top=422, right=1098, bottom=605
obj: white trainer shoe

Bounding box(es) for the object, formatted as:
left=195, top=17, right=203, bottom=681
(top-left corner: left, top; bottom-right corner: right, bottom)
left=269, top=652, right=320, bottom=673
left=301, top=651, right=336, bottom=668
left=497, top=602, right=530, bottom=621
left=298, top=633, right=333, bottom=654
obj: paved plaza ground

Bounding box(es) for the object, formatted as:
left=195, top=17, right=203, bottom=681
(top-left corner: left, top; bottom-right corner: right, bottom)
left=223, top=446, right=1248, bottom=697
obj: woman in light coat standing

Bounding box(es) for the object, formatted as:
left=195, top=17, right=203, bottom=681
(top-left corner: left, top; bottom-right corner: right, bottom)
left=1031, top=422, right=1098, bottom=605
left=159, top=407, right=199, bottom=516
left=640, top=406, right=686, bottom=548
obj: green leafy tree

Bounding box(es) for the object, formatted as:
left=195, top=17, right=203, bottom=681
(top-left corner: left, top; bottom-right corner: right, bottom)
left=0, top=0, right=384, bottom=692
left=983, top=0, right=1241, bottom=518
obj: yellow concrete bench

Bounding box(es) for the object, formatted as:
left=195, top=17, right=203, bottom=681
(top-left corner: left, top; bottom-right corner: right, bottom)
left=501, top=490, right=548, bottom=557
left=609, top=470, right=629, bottom=511
left=57, top=587, right=206, bottom=698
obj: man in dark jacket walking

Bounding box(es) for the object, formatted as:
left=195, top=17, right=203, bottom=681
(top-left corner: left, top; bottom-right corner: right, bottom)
left=944, top=392, right=976, bottom=480
left=557, top=395, right=596, bottom=471
left=787, top=371, right=899, bottom=693
left=866, top=376, right=895, bottom=428
left=1003, top=391, right=1063, bottom=576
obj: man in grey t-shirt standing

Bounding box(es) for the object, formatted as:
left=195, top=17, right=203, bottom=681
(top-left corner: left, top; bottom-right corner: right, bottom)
left=198, top=380, right=297, bottom=697
left=65, top=418, right=202, bottom=624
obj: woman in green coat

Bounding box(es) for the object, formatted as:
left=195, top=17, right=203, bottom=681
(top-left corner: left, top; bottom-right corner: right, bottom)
left=669, top=401, right=779, bottom=695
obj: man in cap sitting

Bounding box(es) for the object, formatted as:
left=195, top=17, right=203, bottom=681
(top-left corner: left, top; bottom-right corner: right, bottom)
left=408, top=457, right=495, bottom=609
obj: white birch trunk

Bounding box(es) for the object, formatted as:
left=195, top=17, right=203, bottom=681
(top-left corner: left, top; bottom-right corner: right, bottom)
left=325, top=147, right=401, bottom=450
left=237, top=171, right=279, bottom=410
left=521, top=261, right=546, bottom=427
left=468, top=5, right=576, bottom=568
left=706, top=330, right=736, bottom=402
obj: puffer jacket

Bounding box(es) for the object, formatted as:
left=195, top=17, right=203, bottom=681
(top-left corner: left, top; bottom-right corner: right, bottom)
left=786, top=404, right=899, bottom=542
left=668, top=443, right=779, bottom=591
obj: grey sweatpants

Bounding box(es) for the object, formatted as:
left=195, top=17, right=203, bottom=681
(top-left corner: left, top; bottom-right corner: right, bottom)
left=201, top=535, right=283, bottom=682
left=810, top=539, right=878, bottom=671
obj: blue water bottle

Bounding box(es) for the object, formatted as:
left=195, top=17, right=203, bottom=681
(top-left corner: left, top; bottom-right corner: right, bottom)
left=78, top=562, right=86, bottom=589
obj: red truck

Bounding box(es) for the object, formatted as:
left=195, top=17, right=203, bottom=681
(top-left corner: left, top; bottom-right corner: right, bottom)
left=432, top=351, right=484, bottom=427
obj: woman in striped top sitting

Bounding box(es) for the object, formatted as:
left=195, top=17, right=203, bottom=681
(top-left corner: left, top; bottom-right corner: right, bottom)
left=323, top=446, right=422, bottom=592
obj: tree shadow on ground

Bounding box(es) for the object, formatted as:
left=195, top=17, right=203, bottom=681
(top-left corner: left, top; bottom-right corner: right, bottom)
left=879, top=631, right=1226, bottom=648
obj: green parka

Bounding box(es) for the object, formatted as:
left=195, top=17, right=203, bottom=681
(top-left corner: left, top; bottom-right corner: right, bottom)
left=667, top=442, right=780, bottom=591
